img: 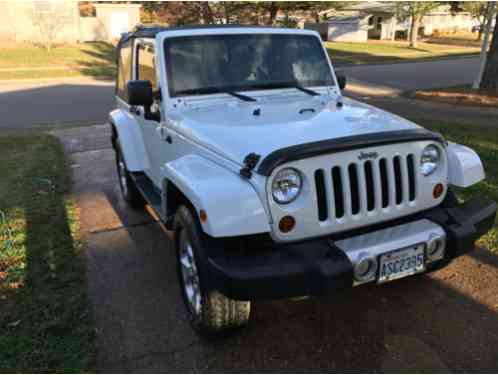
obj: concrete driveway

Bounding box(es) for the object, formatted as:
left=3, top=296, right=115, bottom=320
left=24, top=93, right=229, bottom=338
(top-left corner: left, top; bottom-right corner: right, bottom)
left=54, top=124, right=498, bottom=373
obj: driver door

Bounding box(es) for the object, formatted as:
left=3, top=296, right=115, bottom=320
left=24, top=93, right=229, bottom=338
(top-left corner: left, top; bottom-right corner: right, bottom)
left=134, top=41, right=164, bottom=187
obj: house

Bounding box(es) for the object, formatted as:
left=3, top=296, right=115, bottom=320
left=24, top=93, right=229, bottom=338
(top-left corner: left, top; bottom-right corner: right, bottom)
left=304, top=2, right=479, bottom=42
left=0, top=0, right=141, bottom=44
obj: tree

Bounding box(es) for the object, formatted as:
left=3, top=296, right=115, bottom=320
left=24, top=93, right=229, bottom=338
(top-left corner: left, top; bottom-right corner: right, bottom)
left=396, top=2, right=440, bottom=48
left=31, top=2, right=72, bottom=51
left=463, top=2, right=496, bottom=41
left=155, top=2, right=214, bottom=26
left=79, top=1, right=95, bottom=17
left=480, top=11, right=498, bottom=92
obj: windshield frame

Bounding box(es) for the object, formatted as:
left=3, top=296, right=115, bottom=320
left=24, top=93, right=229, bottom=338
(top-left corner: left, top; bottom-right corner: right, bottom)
left=162, top=31, right=338, bottom=99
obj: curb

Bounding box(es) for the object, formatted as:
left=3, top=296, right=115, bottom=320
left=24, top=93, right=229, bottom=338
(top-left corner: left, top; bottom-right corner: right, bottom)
left=334, top=53, right=480, bottom=68
left=0, top=76, right=114, bottom=85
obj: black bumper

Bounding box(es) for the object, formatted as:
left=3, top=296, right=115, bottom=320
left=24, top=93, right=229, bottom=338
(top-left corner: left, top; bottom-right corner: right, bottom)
left=207, top=197, right=497, bottom=301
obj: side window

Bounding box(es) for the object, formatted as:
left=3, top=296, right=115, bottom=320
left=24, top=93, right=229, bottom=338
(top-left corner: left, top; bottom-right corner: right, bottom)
left=116, top=41, right=132, bottom=101
left=137, top=44, right=158, bottom=91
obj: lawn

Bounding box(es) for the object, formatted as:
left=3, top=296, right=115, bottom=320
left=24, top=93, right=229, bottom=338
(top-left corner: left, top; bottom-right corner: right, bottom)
left=0, top=134, right=94, bottom=372
left=0, top=42, right=116, bottom=80
left=326, top=40, right=481, bottom=65
left=416, top=120, right=498, bottom=253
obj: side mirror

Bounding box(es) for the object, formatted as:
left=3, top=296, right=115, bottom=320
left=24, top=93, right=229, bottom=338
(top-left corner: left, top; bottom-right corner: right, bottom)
left=127, top=80, right=154, bottom=107
left=337, top=75, right=347, bottom=90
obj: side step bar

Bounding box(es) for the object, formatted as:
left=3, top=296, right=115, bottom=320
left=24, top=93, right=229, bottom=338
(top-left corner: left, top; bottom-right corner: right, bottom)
left=130, top=172, right=162, bottom=218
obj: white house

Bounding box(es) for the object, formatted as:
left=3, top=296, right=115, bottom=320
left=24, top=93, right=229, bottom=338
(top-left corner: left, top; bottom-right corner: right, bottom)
left=304, top=2, right=480, bottom=42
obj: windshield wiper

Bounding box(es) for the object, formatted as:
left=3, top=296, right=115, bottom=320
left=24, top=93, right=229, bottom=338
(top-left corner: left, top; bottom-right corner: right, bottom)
left=294, top=85, right=320, bottom=96
left=175, top=87, right=256, bottom=102
left=245, top=82, right=320, bottom=96
left=224, top=90, right=257, bottom=102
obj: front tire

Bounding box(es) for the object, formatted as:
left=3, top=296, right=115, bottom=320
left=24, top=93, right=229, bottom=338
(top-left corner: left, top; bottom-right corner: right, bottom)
left=174, top=205, right=251, bottom=335
left=115, top=143, right=144, bottom=208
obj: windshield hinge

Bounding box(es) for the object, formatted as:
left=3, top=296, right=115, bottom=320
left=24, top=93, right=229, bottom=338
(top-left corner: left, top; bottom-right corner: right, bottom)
left=240, top=153, right=261, bottom=179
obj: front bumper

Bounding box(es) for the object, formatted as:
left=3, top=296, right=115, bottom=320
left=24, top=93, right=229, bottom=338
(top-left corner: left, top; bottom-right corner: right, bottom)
left=207, top=197, right=496, bottom=301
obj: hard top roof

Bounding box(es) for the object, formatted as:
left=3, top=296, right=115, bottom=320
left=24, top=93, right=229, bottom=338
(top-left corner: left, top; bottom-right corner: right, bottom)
left=118, top=24, right=305, bottom=45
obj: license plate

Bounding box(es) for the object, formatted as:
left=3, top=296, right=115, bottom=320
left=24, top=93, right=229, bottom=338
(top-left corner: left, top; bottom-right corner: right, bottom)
left=378, top=245, right=425, bottom=284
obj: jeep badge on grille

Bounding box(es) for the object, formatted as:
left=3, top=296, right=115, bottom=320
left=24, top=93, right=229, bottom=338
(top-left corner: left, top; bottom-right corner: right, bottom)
left=358, top=151, right=379, bottom=160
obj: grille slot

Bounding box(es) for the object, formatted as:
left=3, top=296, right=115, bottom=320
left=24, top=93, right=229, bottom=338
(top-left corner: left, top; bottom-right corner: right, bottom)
left=364, top=161, right=375, bottom=211
left=348, top=164, right=360, bottom=215
left=314, top=169, right=328, bottom=221
left=315, top=153, right=418, bottom=221
left=332, top=166, right=344, bottom=219
left=379, top=158, right=389, bottom=208
left=407, top=154, right=416, bottom=201
left=393, top=156, right=403, bottom=204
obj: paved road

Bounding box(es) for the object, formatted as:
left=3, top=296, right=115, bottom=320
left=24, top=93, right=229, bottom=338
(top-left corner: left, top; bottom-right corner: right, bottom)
left=0, top=57, right=480, bottom=129
left=340, top=57, right=480, bottom=92
left=53, top=124, right=498, bottom=373
left=0, top=78, right=114, bottom=129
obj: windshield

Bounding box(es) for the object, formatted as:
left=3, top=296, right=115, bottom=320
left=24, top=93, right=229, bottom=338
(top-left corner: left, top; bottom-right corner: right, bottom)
left=164, top=33, right=335, bottom=98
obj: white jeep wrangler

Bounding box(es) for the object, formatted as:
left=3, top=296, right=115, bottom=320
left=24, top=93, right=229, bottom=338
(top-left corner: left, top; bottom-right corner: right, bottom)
left=110, top=25, right=496, bottom=334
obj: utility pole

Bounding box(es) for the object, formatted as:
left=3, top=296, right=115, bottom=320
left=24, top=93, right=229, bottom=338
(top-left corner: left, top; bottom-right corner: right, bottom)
left=473, top=1, right=496, bottom=89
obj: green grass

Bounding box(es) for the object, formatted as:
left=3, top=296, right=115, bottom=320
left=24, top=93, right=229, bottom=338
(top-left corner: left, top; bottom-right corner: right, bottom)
left=0, top=42, right=116, bottom=80
left=415, top=120, right=498, bottom=253
left=326, top=41, right=480, bottom=65
left=0, top=134, right=94, bottom=372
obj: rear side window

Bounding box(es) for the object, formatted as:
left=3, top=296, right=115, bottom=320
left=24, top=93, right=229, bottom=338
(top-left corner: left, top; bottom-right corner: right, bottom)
left=137, top=44, right=157, bottom=91
left=116, top=40, right=132, bottom=101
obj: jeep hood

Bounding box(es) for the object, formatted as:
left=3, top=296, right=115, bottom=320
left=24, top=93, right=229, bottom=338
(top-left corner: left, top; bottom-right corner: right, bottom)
left=169, top=96, right=421, bottom=169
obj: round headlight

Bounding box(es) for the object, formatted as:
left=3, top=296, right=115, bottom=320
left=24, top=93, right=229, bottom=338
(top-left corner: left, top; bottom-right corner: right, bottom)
left=272, top=168, right=303, bottom=204
left=421, top=144, right=441, bottom=176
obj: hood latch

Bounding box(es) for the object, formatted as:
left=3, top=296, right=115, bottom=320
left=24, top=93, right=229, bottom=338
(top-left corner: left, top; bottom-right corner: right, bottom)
left=240, top=153, right=261, bottom=179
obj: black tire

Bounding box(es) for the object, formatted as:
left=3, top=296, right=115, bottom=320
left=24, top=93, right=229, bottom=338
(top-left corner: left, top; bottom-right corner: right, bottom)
left=174, top=205, right=250, bottom=335
left=115, top=142, right=145, bottom=208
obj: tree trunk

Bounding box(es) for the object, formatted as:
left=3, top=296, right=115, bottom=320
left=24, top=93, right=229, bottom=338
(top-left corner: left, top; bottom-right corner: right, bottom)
left=267, top=2, right=278, bottom=26
left=224, top=3, right=230, bottom=24
left=477, top=28, right=484, bottom=41
left=200, top=2, right=213, bottom=25
left=480, top=13, right=498, bottom=92
left=409, top=16, right=420, bottom=48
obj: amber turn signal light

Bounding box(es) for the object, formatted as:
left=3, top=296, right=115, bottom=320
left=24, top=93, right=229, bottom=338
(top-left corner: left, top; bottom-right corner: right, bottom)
left=433, top=183, right=444, bottom=199
left=199, top=209, right=208, bottom=223
left=279, top=215, right=296, bottom=233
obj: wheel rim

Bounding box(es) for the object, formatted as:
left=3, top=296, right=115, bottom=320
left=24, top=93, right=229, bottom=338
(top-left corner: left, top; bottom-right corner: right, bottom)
left=118, top=158, right=128, bottom=197
left=179, top=229, right=202, bottom=315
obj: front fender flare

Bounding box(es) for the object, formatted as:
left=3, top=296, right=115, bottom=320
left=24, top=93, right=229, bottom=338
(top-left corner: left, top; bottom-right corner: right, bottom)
left=446, top=142, right=485, bottom=188
left=163, top=154, right=270, bottom=237
left=109, top=109, right=149, bottom=172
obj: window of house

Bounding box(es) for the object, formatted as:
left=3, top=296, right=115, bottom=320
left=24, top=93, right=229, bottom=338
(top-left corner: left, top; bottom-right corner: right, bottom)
left=137, top=44, right=158, bottom=91
left=116, top=40, right=133, bottom=101
left=368, top=16, right=374, bottom=26
left=376, top=17, right=383, bottom=30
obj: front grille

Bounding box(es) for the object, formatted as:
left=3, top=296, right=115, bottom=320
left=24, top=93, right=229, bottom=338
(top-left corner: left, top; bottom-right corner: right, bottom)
left=314, top=154, right=417, bottom=222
